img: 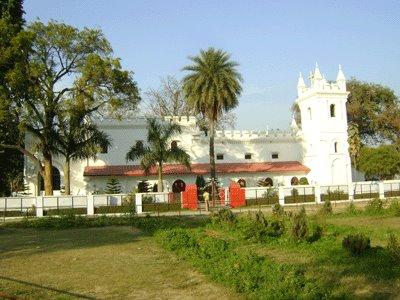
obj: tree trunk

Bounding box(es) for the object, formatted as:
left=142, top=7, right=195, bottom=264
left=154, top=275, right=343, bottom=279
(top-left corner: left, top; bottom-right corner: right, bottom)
left=158, top=162, right=164, bottom=192
left=43, top=152, right=53, bottom=196
left=209, top=120, right=216, bottom=201
left=64, top=158, right=71, bottom=195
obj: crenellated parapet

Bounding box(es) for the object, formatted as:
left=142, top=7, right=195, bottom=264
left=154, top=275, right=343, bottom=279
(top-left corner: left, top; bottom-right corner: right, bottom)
left=164, top=115, right=197, bottom=126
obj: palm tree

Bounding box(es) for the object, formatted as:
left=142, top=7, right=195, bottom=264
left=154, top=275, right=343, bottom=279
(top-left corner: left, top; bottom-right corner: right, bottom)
left=182, top=48, right=242, bottom=197
left=126, top=117, right=191, bottom=192
left=57, top=103, right=110, bottom=195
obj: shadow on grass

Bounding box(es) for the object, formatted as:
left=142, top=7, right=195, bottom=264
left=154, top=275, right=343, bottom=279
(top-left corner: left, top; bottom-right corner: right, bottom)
left=0, top=215, right=209, bottom=258
left=0, top=275, right=95, bottom=299
left=312, top=243, right=400, bottom=298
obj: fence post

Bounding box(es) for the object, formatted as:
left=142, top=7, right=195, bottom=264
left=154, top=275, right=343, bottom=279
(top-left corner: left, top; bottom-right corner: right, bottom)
left=36, top=196, right=43, bottom=217
left=224, top=187, right=228, bottom=206
left=348, top=182, right=354, bottom=201
left=87, top=194, right=94, bottom=216
left=378, top=182, right=385, bottom=200
left=135, top=193, right=143, bottom=214
left=278, top=186, right=285, bottom=206
left=314, top=184, right=321, bottom=204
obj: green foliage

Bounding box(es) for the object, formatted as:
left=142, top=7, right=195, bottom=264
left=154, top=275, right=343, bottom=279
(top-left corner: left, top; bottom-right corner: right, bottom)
left=210, top=208, right=236, bottom=227
left=137, top=180, right=151, bottom=193
left=272, top=203, right=284, bottom=216
left=342, top=233, right=371, bottom=256
left=365, top=198, right=384, bottom=214
left=299, top=177, right=309, bottom=185
left=237, top=211, right=285, bottom=242
left=291, top=207, right=308, bottom=241
left=105, top=177, right=122, bottom=194
left=126, top=118, right=191, bottom=192
left=195, top=175, right=206, bottom=192
left=388, top=200, right=400, bottom=216
left=357, top=145, right=400, bottom=180
left=346, top=202, right=359, bottom=215
left=319, top=199, right=333, bottom=215
left=387, top=234, right=400, bottom=264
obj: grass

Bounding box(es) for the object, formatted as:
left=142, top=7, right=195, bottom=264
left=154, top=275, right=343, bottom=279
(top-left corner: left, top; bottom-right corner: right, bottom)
left=0, top=226, right=240, bottom=299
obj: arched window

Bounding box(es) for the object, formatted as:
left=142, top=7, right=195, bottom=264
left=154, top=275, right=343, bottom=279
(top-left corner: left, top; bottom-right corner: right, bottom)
left=171, top=140, right=178, bottom=149
left=334, top=142, right=338, bottom=153
left=172, top=179, right=186, bottom=193
left=238, top=178, right=246, bottom=188
left=265, top=177, right=273, bottom=186
left=290, top=177, right=299, bottom=186
left=330, top=104, right=336, bottom=117
left=136, top=140, right=144, bottom=149
left=39, top=166, right=61, bottom=191
left=307, top=107, right=312, bottom=120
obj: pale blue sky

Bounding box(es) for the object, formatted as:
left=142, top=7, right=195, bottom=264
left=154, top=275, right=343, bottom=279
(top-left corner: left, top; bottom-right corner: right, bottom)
left=25, top=0, right=400, bottom=129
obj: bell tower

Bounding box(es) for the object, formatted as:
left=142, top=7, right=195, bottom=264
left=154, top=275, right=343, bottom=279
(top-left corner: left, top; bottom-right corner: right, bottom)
left=295, top=64, right=352, bottom=185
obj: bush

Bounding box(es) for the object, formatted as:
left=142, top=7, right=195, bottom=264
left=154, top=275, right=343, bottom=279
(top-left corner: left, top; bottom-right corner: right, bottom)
left=210, top=208, right=236, bottom=227
left=365, top=198, right=384, bottom=214
left=319, top=199, right=332, bottom=215
left=346, top=202, right=358, bottom=215
left=299, top=177, right=309, bottom=185
left=272, top=203, right=284, bottom=216
left=291, top=207, right=308, bottom=241
left=387, top=234, right=400, bottom=264
left=238, top=211, right=284, bottom=242
left=388, top=200, right=400, bottom=216
left=342, top=233, right=371, bottom=256
left=307, top=222, right=323, bottom=243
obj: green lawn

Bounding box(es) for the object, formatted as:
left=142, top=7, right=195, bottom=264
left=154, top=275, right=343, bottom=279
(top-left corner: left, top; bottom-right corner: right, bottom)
left=0, top=226, right=240, bottom=299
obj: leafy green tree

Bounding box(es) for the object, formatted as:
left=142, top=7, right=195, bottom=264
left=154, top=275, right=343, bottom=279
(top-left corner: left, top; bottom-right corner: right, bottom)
left=348, top=123, right=362, bottom=170
left=126, top=118, right=191, bottom=192
left=357, top=145, right=400, bottom=180
left=137, top=180, right=150, bottom=193
left=182, top=48, right=242, bottom=197
left=0, top=20, right=140, bottom=195
left=347, top=79, right=400, bottom=144
left=105, top=177, right=122, bottom=194
left=0, top=0, right=26, bottom=196
left=57, top=101, right=111, bottom=195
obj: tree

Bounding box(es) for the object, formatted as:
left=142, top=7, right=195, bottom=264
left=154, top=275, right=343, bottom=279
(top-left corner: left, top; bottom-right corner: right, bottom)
left=0, top=20, right=140, bottom=195
left=145, top=75, right=237, bottom=130
left=0, top=0, right=26, bottom=196
left=182, top=48, right=242, bottom=198
left=57, top=101, right=111, bottom=195
left=348, top=123, right=362, bottom=170
left=347, top=79, right=400, bottom=144
left=357, top=145, right=400, bottom=180
left=126, top=117, right=191, bottom=192
left=105, top=177, right=122, bottom=194
left=137, top=180, right=150, bottom=193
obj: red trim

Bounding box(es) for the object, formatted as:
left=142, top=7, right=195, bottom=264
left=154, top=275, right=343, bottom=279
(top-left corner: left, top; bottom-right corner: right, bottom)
left=84, top=161, right=310, bottom=177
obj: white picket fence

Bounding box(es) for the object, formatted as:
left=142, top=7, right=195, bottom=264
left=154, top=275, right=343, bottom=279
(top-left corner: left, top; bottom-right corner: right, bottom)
left=1, top=180, right=400, bottom=218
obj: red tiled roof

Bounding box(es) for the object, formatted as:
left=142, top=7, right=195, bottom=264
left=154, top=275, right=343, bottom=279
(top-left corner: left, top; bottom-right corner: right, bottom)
left=84, top=161, right=310, bottom=177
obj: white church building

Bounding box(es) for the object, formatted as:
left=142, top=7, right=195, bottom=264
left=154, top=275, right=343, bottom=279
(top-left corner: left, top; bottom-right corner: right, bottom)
left=25, top=64, right=352, bottom=195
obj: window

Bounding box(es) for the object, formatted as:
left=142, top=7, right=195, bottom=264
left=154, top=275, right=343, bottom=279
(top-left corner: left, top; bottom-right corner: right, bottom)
left=136, top=140, right=144, bottom=149
left=330, top=104, right=336, bottom=117
left=245, top=153, right=252, bottom=160
left=334, top=142, right=338, bottom=153
left=216, top=153, right=224, bottom=160
left=171, top=140, right=178, bottom=149
left=238, top=179, right=246, bottom=187
left=271, top=152, right=279, bottom=159
left=291, top=177, right=299, bottom=186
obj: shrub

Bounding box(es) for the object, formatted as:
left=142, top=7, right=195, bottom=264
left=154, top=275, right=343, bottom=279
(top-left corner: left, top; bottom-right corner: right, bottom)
left=238, top=211, right=284, bottom=242
left=157, top=228, right=198, bottom=253
left=299, top=177, right=309, bottom=185
left=319, top=199, right=332, bottom=215
left=388, top=200, right=400, bottom=217
left=307, top=222, right=323, bottom=243
left=142, top=195, right=154, bottom=204
left=272, top=203, right=284, bottom=216
left=291, top=206, right=308, bottom=241
left=387, top=234, right=400, bottom=263
left=346, top=202, right=358, bottom=215
left=210, top=208, right=236, bottom=227
left=365, top=198, right=384, bottom=214
left=342, top=233, right=371, bottom=255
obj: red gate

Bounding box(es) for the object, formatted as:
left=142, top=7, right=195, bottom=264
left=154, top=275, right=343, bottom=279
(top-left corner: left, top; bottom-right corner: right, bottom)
left=182, top=184, right=198, bottom=210
left=229, top=182, right=246, bottom=208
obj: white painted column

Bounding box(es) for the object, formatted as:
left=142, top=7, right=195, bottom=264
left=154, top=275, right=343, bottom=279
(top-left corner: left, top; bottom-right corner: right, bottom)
left=35, top=196, right=43, bottom=217
left=348, top=182, right=354, bottom=201
left=278, top=186, right=285, bottom=206
left=135, top=193, right=143, bottom=214
left=378, top=182, right=385, bottom=200
left=87, top=194, right=94, bottom=216
left=314, top=184, right=322, bottom=204
left=224, top=187, right=228, bottom=205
